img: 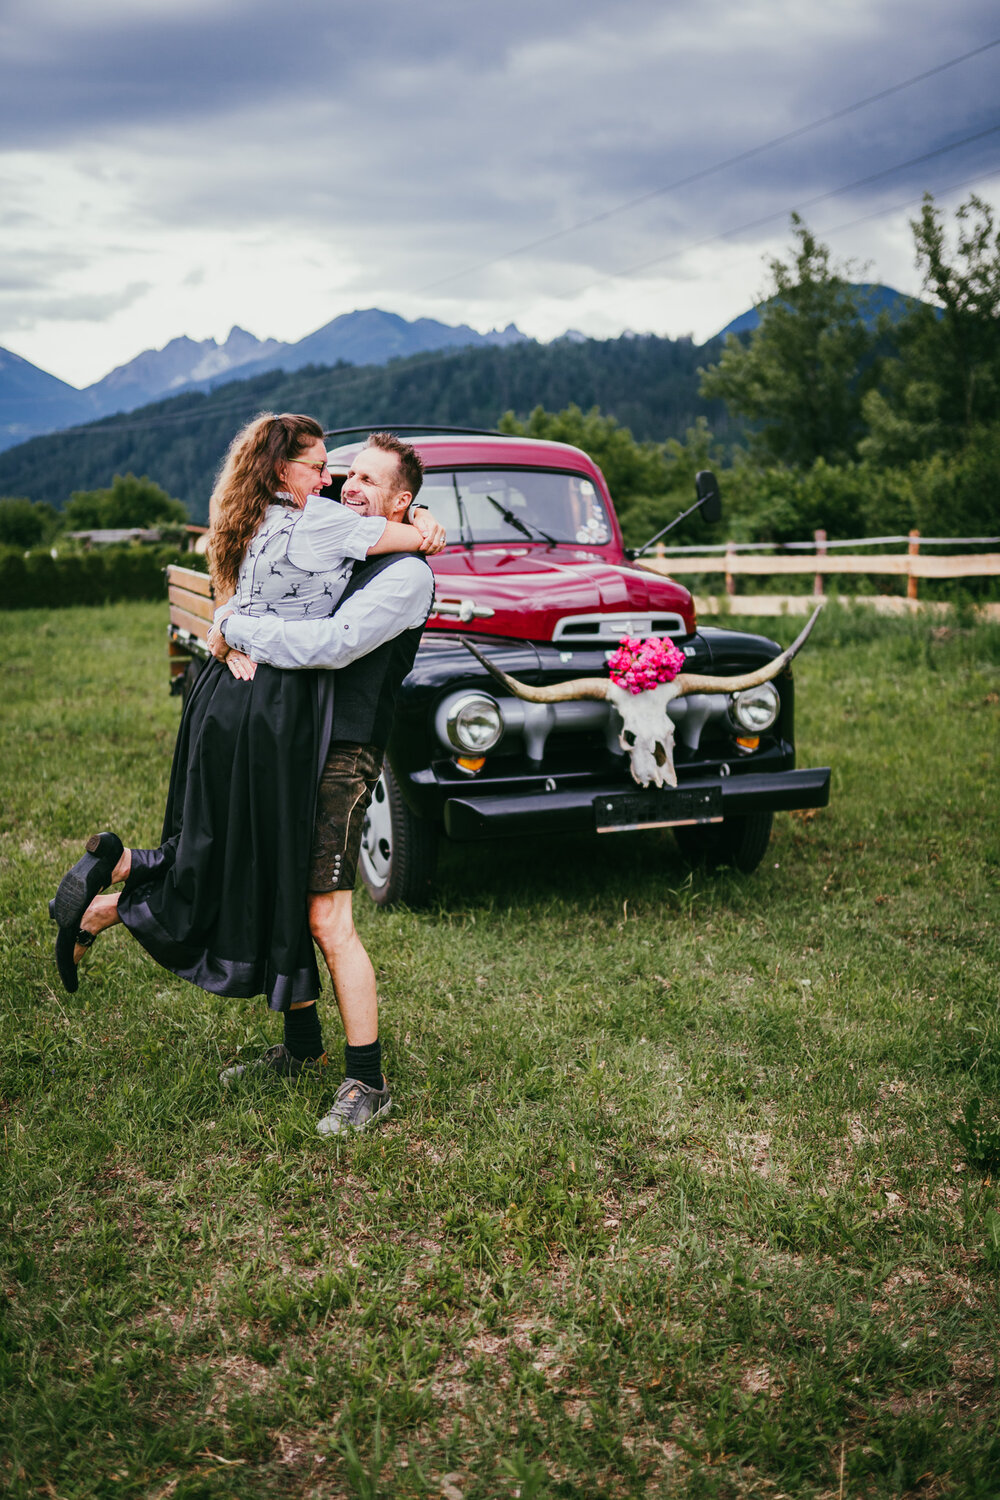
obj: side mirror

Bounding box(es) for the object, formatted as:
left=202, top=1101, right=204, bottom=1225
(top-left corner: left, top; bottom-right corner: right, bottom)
left=695, top=470, right=722, bottom=524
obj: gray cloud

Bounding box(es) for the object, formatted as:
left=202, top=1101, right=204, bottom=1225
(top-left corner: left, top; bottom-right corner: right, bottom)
left=0, top=0, right=618, bottom=144
left=0, top=282, right=151, bottom=336
left=0, top=247, right=92, bottom=293
left=1, top=0, right=997, bottom=368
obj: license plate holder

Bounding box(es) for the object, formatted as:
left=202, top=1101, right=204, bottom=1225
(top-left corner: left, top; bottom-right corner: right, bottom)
left=595, top=785, right=724, bottom=833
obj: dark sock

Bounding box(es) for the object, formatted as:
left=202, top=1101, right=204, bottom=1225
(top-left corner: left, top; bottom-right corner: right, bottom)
left=345, top=1038, right=383, bottom=1091
left=283, top=1003, right=325, bottom=1062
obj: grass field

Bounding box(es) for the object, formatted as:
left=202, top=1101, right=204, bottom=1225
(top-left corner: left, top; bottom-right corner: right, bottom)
left=2, top=602, right=999, bottom=1500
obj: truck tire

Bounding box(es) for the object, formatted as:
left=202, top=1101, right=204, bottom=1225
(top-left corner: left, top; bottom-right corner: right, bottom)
left=672, top=810, right=773, bottom=874
left=180, top=657, right=206, bottom=704
left=358, top=764, right=438, bottom=908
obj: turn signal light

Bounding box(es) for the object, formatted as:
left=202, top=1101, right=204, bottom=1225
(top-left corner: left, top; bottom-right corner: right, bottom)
left=735, top=735, right=760, bottom=751
left=455, top=755, right=486, bottom=773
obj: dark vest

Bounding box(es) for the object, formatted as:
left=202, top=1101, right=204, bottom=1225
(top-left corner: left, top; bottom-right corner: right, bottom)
left=329, top=553, right=433, bottom=751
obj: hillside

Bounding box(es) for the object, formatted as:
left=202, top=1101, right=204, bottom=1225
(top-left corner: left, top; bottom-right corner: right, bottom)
left=714, top=282, right=920, bottom=339
left=0, top=333, right=729, bottom=522
left=0, top=347, right=93, bottom=451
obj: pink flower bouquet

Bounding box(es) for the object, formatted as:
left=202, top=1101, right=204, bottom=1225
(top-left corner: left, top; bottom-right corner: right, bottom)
left=607, top=635, right=686, bottom=695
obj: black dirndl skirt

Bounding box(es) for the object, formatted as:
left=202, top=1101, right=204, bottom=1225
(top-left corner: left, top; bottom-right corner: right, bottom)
left=118, top=658, right=334, bottom=1010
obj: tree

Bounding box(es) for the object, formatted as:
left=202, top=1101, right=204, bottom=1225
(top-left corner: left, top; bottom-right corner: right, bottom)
left=909, top=427, right=1000, bottom=537
left=699, top=215, right=881, bottom=467
left=613, top=418, right=729, bottom=548
left=63, top=473, right=188, bottom=530
left=861, top=193, right=1000, bottom=466
left=498, top=403, right=673, bottom=501
left=0, top=496, right=59, bottom=548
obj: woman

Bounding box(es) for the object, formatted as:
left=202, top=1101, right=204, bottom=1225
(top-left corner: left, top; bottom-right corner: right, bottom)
left=51, top=413, right=440, bottom=1013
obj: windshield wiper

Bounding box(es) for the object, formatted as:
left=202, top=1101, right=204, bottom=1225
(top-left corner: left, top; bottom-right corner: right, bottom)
left=483, top=493, right=557, bottom=545
left=451, top=472, right=474, bottom=548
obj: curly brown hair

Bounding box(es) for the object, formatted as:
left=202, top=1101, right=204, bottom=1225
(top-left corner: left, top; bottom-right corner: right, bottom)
left=207, top=412, right=324, bottom=597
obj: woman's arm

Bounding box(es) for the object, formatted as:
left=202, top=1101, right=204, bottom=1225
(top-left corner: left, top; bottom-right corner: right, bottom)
left=410, top=508, right=447, bottom=551
left=368, top=518, right=445, bottom=556
left=208, top=593, right=257, bottom=679
left=222, top=555, right=434, bottom=670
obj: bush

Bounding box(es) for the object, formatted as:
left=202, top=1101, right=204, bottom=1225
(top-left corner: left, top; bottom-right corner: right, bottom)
left=0, top=496, right=60, bottom=549
left=718, top=458, right=920, bottom=543
left=63, top=473, right=188, bottom=530
left=911, top=426, right=1000, bottom=538
left=0, top=545, right=203, bottom=611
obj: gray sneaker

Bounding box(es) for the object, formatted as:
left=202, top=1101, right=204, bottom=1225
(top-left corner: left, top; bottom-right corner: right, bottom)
left=220, top=1043, right=327, bottom=1086
left=316, top=1076, right=392, bottom=1137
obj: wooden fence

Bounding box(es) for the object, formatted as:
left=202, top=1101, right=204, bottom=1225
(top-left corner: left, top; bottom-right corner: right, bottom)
left=639, top=530, right=1000, bottom=618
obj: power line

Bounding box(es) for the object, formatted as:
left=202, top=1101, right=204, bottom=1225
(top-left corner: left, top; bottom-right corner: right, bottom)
left=688, top=165, right=1000, bottom=331
left=798, top=166, right=1000, bottom=244
left=416, top=36, right=1000, bottom=293
left=563, top=121, right=1000, bottom=295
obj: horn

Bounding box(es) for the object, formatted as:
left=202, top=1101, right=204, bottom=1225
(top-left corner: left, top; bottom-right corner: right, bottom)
left=462, top=601, right=822, bottom=703
left=460, top=638, right=611, bottom=701
left=674, top=603, right=824, bottom=695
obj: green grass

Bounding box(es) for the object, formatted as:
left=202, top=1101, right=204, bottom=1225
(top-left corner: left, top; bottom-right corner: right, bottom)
left=2, top=601, right=999, bottom=1499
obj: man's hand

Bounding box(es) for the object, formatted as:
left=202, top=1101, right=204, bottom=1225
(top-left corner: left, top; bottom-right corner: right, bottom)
left=225, top=649, right=256, bottom=681
left=411, top=508, right=447, bottom=554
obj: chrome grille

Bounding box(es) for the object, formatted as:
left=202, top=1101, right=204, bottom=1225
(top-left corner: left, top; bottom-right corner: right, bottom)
left=551, top=612, right=686, bottom=643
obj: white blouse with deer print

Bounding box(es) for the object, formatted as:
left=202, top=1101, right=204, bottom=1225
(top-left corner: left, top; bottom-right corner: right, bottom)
left=229, top=494, right=387, bottom=620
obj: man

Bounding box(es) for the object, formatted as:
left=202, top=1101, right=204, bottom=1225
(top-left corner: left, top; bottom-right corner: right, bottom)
left=212, top=432, right=445, bottom=1136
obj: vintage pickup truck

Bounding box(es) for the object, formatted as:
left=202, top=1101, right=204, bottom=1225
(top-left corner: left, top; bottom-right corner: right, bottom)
left=167, top=427, right=830, bottom=905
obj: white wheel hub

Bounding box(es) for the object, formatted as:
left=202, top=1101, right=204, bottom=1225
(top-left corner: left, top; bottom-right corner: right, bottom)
left=360, top=772, right=393, bottom=887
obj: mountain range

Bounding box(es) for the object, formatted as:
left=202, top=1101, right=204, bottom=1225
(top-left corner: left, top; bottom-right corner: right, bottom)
left=0, top=283, right=925, bottom=506
left=0, top=310, right=529, bottom=453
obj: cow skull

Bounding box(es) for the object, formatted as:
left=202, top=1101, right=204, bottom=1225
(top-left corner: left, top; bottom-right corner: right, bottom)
left=461, top=604, right=823, bottom=789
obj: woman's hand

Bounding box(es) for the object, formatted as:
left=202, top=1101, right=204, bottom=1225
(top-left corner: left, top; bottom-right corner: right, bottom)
left=207, top=623, right=230, bottom=660
left=225, top=650, right=256, bottom=681
left=208, top=619, right=254, bottom=677
left=411, top=508, right=447, bottom=554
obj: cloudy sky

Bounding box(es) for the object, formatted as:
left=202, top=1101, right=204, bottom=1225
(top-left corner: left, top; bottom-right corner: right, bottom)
left=2, top=0, right=998, bottom=388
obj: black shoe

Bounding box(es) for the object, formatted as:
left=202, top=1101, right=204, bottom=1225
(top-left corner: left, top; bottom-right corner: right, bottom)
left=51, top=832, right=124, bottom=931
left=54, top=925, right=96, bottom=995
left=50, top=833, right=123, bottom=995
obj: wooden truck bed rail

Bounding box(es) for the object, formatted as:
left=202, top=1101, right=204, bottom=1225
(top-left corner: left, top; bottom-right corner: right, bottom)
left=167, top=564, right=214, bottom=690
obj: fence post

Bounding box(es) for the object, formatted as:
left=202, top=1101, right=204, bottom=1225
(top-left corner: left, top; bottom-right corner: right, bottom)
left=725, top=540, right=736, bottom=597
left=907, top=530, right=920, bottom=601
left=813, top=529, right=827, bottom=599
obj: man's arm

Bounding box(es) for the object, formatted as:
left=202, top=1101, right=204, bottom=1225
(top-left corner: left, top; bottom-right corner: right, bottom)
left=222, top=555, right=434, bottom=670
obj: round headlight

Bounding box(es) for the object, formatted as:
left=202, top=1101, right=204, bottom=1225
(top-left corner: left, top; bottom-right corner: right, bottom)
left=728, top=681, right=780, bottom=733
left=445, top=693, right=503, bottom=752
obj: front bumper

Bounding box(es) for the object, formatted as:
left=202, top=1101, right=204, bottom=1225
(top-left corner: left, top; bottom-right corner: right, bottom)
left=441, top=766, right=831, bottom=841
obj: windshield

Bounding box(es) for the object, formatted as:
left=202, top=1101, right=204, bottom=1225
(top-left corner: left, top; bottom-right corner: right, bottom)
left=419, top=468, right=613, bottom=547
